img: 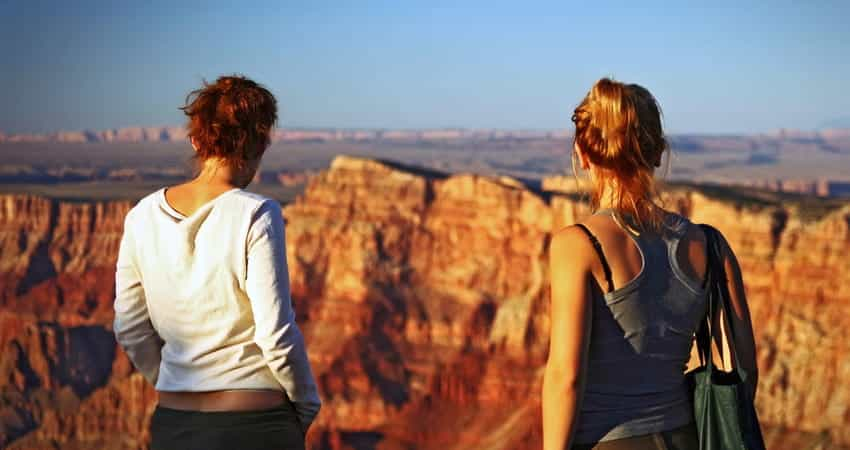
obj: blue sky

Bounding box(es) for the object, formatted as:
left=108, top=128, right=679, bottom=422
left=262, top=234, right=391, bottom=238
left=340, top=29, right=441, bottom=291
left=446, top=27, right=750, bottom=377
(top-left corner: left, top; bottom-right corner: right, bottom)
left=1, top=1, right=848, bottom=134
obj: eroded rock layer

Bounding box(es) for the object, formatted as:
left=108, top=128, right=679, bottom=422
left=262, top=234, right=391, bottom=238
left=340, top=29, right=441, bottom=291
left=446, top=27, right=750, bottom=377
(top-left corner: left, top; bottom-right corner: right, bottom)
left=1, top=156, right=848, bottom=449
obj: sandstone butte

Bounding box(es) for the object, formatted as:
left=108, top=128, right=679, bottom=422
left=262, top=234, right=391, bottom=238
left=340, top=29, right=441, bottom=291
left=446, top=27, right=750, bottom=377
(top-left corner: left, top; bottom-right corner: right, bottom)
left=0, top=156, right=848, bottom=450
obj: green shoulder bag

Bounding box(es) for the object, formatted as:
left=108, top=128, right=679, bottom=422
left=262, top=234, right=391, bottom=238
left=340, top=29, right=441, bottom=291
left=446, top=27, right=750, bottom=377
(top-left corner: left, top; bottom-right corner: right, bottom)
left=687, top=224, right=766, bottom=450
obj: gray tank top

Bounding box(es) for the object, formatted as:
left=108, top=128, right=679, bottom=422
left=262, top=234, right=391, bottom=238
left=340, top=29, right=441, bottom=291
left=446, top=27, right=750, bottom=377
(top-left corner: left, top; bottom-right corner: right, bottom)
left=575, top=209, right=708, bottom=444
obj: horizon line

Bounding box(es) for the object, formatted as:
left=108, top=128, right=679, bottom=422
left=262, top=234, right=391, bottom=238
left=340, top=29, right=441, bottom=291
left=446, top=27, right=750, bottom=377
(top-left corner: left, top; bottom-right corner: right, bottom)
left=3, top=124, right=850, bottom=140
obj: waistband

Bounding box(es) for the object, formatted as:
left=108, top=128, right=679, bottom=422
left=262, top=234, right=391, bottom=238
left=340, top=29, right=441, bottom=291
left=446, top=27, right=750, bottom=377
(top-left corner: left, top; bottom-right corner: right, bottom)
left=151, top=401, right=298, bottom=428
left=572, top=422, right=698, bottom=450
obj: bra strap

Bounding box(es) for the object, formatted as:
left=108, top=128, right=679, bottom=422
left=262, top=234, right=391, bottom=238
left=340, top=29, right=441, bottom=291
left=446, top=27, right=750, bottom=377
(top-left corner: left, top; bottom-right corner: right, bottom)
left=575, top=224, right=615, bottom=293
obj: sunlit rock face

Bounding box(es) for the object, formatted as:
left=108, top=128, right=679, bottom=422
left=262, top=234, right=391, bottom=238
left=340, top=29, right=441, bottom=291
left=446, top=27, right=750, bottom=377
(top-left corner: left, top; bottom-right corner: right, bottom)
left=0, top=194, right=156, bottom=450
left=1, top=156, right=848, bottom=449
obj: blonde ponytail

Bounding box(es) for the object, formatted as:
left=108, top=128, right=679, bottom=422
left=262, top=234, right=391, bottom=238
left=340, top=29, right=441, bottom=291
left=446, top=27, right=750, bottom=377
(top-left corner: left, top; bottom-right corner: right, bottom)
left=572, top=78, right=667, bottom=232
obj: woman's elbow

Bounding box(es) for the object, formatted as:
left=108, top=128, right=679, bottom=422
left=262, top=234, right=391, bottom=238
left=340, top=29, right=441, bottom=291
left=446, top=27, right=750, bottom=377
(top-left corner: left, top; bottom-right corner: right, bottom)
left=112, top=315, right=135, bottom=348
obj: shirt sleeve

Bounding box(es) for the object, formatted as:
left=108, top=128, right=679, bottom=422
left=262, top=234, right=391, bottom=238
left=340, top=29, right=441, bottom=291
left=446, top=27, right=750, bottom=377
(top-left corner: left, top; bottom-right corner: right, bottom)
left=246, top=200, right=321, bottom=429
left=113, top=211, right=163, bottom=386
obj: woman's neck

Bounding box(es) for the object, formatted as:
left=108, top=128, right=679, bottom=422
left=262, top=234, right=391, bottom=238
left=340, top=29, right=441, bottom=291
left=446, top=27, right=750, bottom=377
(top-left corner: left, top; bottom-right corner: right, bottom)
left=596, top=180, right=619, bottom=210
left=193, top=158, right=253, bottom=189
left=594, top=180, right=658, bottom=215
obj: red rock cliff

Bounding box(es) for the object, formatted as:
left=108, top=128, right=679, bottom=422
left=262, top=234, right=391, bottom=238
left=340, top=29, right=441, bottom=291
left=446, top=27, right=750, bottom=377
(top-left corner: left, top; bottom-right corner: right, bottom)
left=1, top=156, right=848, bottom=449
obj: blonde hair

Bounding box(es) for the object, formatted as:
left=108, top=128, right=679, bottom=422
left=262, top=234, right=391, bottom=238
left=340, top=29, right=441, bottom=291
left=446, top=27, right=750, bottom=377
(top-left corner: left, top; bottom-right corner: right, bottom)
left=572, top=78, right=668, bottom=232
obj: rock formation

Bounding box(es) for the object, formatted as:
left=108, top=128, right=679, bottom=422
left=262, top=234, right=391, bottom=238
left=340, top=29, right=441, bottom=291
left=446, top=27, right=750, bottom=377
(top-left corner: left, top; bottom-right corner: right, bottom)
left=1, top=156, right=848, bottom=449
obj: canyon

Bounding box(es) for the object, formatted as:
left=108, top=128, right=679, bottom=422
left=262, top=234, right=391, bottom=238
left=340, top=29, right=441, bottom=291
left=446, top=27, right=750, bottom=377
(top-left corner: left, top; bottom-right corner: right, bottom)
left=0, top=156, right=849, bottom=449
left=5, top=126, right=850, bottom=205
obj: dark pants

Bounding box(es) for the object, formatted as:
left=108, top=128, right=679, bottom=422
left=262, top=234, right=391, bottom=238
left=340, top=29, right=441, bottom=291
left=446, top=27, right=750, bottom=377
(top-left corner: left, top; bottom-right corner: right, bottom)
left=573, top=423, right=699, bottom=450
left=150, top=402, right=305, bottom=450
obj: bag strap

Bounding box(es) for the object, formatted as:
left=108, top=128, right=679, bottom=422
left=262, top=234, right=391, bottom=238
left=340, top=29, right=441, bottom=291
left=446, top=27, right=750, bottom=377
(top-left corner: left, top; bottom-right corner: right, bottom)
left=698, top=224, right=747, bottom=380
left=693, top=225, right=715, bottom=371
left=575, top=224, right=615, bottom=293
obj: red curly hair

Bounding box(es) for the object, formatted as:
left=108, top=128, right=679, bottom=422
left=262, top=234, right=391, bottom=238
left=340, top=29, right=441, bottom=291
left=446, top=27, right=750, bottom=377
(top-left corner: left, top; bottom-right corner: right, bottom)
left=180, top=75, right=277, bottom=168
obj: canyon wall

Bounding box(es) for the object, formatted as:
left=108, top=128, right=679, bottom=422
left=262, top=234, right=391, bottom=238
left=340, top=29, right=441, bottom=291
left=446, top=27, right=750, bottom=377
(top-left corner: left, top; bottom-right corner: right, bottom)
left=1, top=156, right=848, bottom=449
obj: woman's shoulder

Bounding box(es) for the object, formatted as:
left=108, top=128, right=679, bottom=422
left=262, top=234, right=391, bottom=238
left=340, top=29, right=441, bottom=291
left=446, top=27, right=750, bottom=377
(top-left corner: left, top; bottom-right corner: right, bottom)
left=659, top=208, right=691, bottom=232
left=230, top=189, right=279, bottom=210
left=125, top=187, right=167, bottom=222
left=665, top=211, right=732, bottom=248
left=228, top=190, right=284, bottom=226
left=549, top=223, right=599, bottom=270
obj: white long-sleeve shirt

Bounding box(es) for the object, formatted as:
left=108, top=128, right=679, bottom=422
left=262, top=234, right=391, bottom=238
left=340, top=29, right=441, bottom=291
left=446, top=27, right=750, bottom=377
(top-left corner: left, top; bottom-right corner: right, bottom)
left=113, top=187, right=321, bottom=427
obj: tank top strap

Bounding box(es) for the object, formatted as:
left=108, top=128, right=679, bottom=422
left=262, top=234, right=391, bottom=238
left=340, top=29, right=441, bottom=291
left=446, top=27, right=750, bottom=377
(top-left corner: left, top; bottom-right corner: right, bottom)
left=594, top=208, right=690, bottom=240
left=574, top=223, right=615, bottom=293
left=592, top=208, right=681, bottom=273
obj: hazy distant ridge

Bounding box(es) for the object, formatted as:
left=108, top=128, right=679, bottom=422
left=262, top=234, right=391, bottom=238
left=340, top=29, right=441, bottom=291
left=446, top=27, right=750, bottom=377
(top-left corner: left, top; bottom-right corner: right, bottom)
left=0, top=127, right=574, bottom=143
left=2, top=126, right=849, bottom=145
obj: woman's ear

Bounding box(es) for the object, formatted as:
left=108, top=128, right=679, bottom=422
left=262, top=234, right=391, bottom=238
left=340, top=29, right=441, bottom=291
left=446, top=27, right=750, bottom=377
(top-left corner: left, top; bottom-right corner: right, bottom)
left=190, top=137, right=199, bottom=153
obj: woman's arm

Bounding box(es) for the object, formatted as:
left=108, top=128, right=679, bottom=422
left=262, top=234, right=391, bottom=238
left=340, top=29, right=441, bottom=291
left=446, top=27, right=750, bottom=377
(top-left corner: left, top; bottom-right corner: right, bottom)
left=543, top=226, right=594, bottom=450
left=716, top=231, right=759, bottom=398
left=246, top=200, right=321, bottom=431
left=113, top=211, right=163, bottom=385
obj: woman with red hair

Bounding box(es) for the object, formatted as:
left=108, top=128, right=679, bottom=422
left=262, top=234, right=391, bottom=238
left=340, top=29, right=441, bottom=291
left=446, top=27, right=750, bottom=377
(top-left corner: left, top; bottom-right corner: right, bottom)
left=114, top=75, right=320, bottom=450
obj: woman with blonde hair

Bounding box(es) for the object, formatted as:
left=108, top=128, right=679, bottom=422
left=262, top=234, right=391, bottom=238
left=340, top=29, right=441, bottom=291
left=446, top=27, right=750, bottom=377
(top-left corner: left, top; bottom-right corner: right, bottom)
left=114, top=75, right=320, bottom=450
left=542, top=78, right=758, bottom=449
